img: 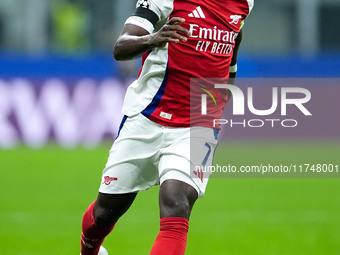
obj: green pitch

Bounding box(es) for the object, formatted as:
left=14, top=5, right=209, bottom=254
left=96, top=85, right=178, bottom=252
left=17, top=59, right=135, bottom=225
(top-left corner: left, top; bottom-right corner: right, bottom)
left=0, top=141, right=339, bottom=255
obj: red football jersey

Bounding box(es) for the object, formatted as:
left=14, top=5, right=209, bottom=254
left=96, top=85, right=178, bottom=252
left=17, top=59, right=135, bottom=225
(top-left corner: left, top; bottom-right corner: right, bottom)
left=122, top=0, right=254, bottom=128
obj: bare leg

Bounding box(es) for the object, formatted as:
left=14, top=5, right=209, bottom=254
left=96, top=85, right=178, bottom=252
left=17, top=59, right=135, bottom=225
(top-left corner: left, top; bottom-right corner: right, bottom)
left=159, top=179, right=198, bottom=219
left=81, top=192, right=137, bottom=255
left=150, top=179, right=198, bottom=255
left=94, top=192, right=137, bottom=225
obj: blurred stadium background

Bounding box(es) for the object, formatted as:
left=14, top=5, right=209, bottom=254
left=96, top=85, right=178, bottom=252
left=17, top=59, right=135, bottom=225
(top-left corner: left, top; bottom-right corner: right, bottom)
left=0, top=0, right=339, bottom=254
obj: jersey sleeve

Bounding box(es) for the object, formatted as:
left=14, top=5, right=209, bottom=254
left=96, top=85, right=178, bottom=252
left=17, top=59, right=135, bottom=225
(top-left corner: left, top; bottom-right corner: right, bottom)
left=125, top=0, right=163, bottom=34
left=240, top=0, right=254, bottom=30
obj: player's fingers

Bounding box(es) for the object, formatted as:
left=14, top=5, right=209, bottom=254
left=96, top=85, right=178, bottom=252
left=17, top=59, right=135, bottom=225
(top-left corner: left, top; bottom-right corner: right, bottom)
left=162, top=31, right=187, bottom=42
left=162, top=24, right=191, bottom=37
left=171, top=24, right=191, bottom=37
left=167, top=17, right=185, bottom=25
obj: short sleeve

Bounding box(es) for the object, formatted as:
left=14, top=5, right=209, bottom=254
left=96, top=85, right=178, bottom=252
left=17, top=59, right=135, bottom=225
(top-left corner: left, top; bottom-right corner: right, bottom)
left=241, top=0, right=254, bottom=30
left=125, top=0, right=163, bottom=34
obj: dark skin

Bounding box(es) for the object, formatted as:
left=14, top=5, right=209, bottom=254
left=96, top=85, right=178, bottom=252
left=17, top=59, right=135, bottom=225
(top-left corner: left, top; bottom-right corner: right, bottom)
left=113, top=17, right=190, bottom=61
left=94, top=17, right=242, bottom=226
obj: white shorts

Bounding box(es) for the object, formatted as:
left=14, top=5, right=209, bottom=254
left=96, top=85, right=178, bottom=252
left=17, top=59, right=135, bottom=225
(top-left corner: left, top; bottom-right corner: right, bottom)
left=99, top=113, right=218, bottom=197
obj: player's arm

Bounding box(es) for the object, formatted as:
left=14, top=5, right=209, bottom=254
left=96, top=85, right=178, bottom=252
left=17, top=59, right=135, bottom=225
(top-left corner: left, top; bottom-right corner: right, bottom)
left=113, top=17, right=190, bottom=61
left=228, top=30, right=243, bottom=85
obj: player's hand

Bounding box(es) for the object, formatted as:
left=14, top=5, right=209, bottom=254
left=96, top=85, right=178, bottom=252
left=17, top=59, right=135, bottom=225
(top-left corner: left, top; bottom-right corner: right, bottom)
left=149, top=17, right=191, bottom=48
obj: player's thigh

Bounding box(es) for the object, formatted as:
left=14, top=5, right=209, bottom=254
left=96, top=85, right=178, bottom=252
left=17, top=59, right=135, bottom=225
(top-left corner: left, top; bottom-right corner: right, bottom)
left=159, top=127, right=219, bottom=198
left=159, top=179, right=198, bottom=219
left=99, top=114, right=162, bottom=194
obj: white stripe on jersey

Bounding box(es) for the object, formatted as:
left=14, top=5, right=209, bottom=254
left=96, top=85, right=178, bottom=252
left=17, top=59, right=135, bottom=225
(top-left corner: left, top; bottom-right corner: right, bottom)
left=196, top=6, right=206, bottom=18
left=122, top=47, right=168, bottom=117
left=192, top=10, right=200, bottom=18
left=246, top=0, right=254, bottom=13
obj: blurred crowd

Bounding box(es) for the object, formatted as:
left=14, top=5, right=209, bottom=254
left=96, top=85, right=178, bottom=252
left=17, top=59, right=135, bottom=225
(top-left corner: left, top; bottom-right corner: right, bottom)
left=0, top=0, right=339, bottom=55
